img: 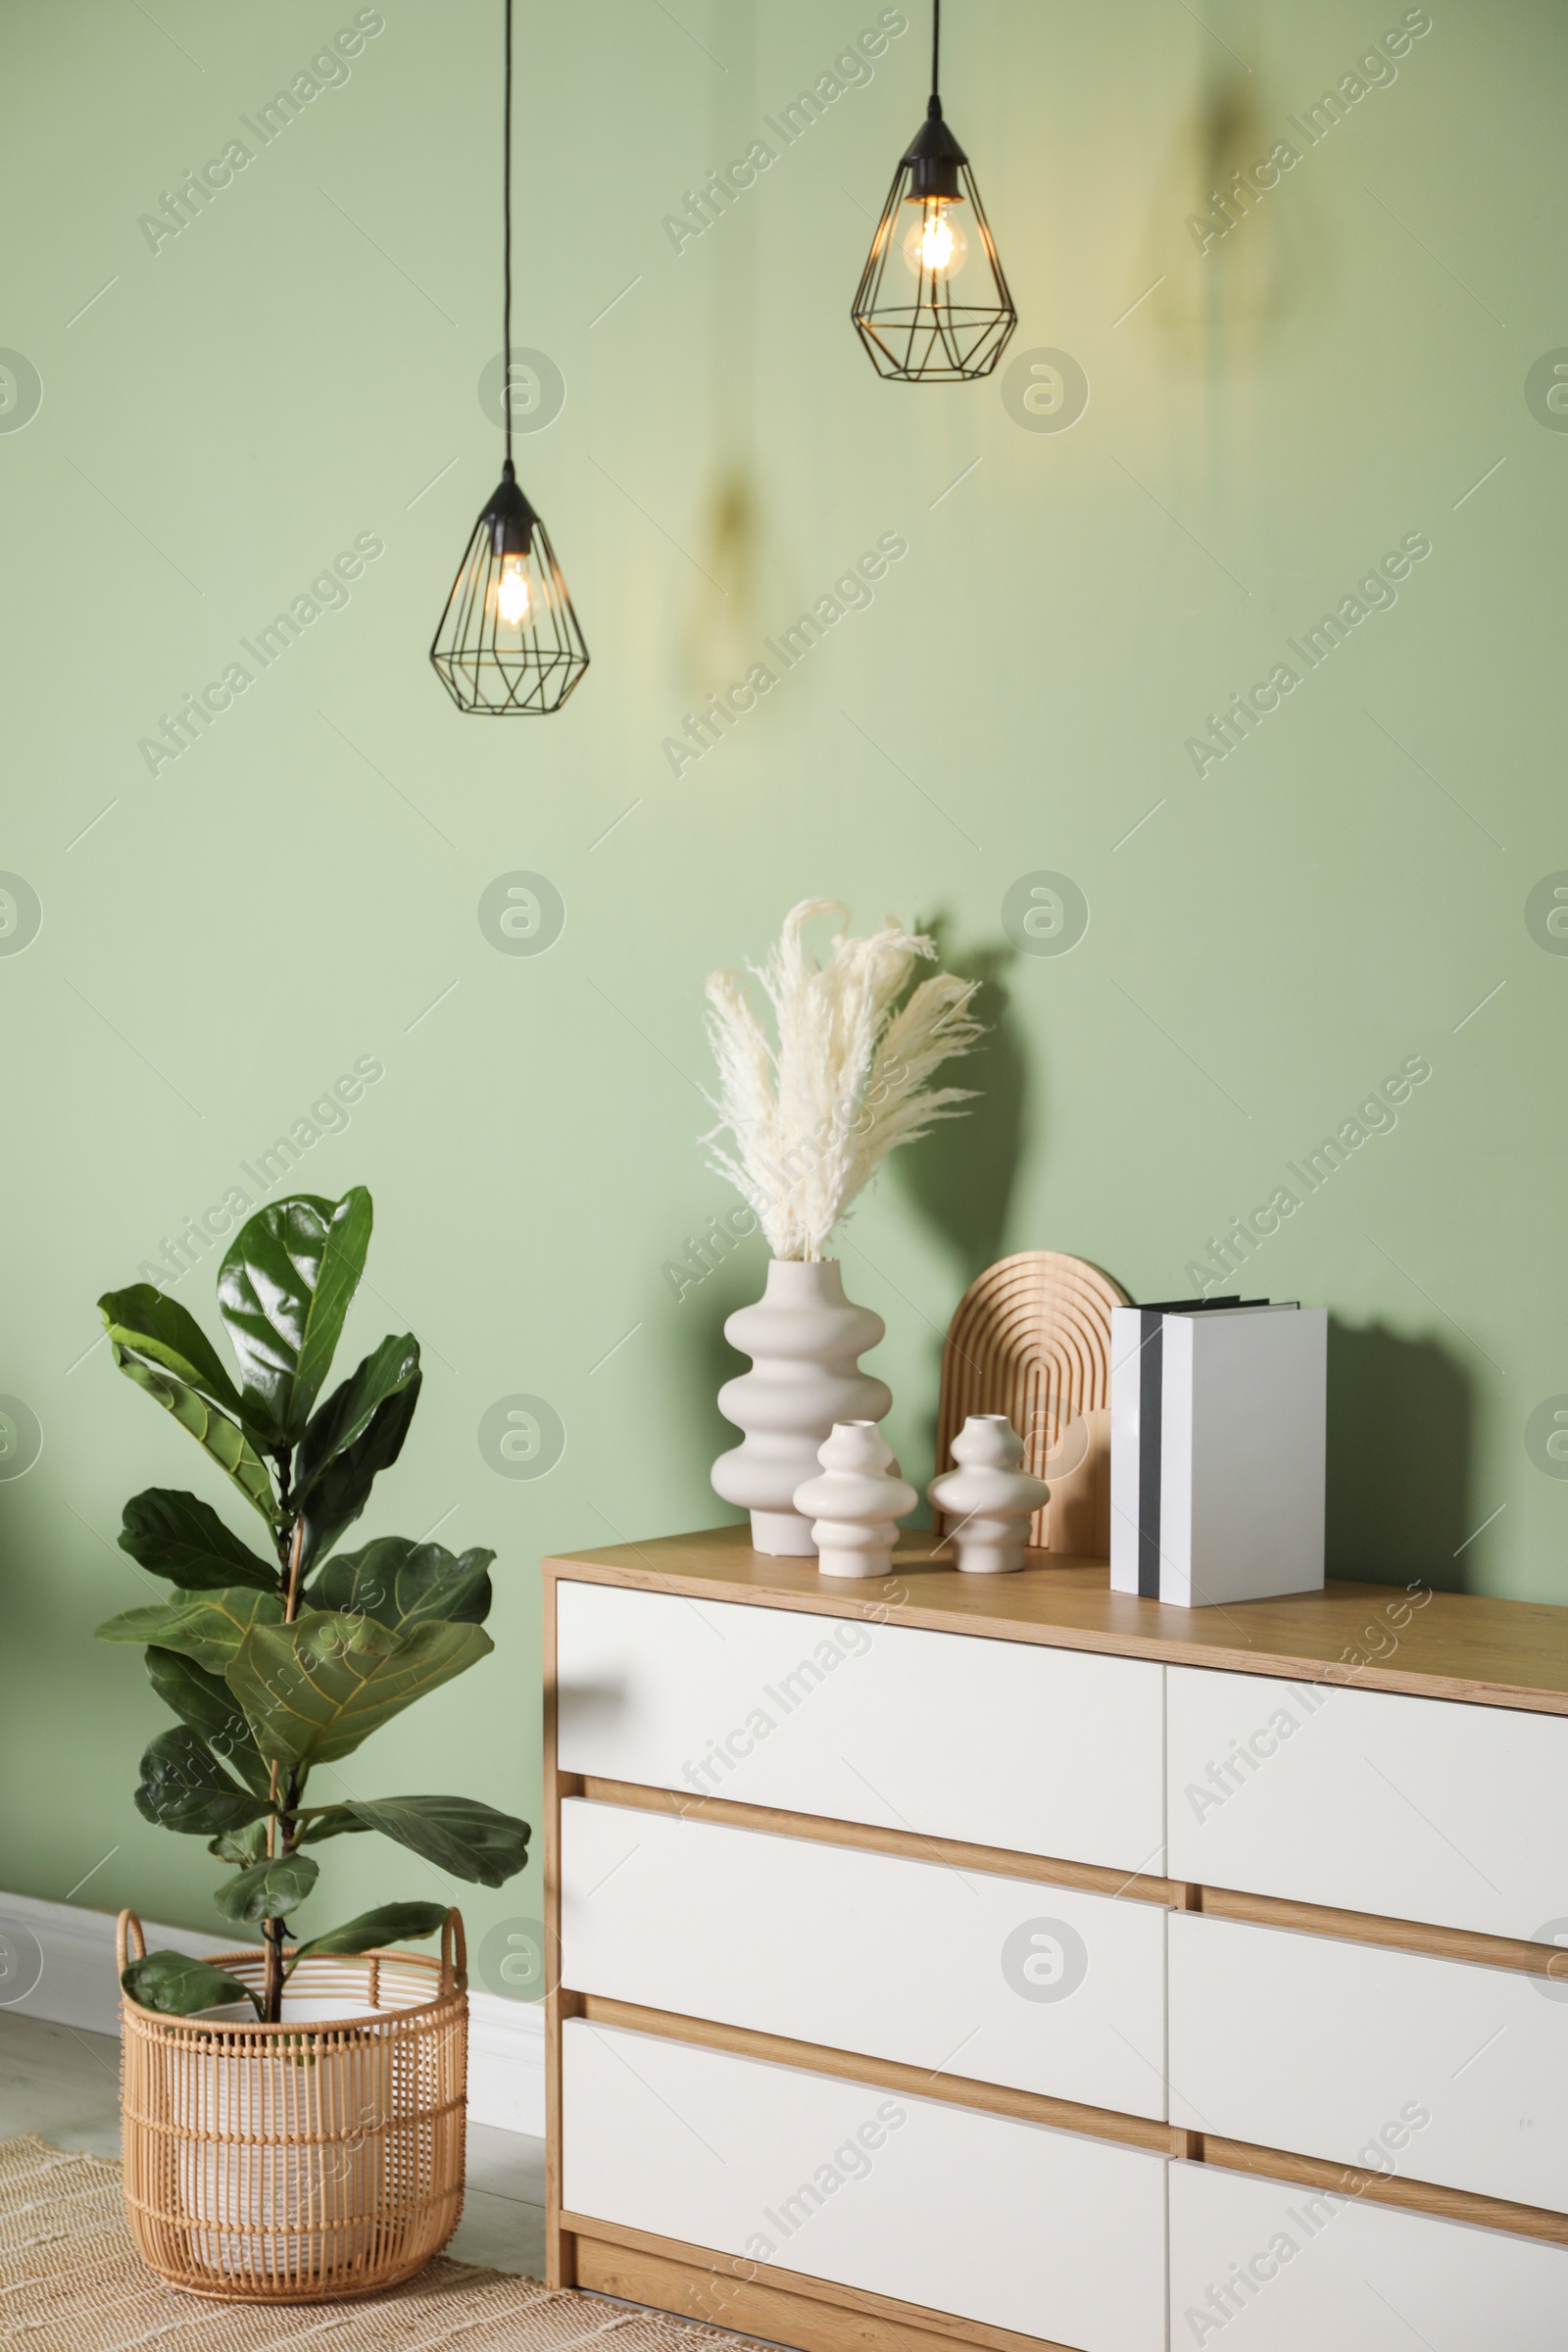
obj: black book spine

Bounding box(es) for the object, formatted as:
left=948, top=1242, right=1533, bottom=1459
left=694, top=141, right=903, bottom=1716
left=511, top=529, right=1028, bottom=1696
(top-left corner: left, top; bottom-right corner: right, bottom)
left=1138, top=1309, right=1163, bottom=1600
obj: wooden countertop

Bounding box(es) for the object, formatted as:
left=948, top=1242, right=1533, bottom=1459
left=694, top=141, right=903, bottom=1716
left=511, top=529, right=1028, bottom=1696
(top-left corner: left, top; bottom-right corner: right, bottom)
left=543, top=1525, right=1568, bottom=1716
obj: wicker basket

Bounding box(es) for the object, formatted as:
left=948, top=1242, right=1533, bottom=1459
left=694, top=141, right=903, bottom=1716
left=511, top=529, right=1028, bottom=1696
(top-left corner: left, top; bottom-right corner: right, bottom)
left=116, top=1907, right=468, bottom=2302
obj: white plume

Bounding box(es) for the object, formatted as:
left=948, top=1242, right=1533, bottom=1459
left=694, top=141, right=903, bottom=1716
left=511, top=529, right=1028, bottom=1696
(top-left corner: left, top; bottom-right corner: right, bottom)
left=704, top=899, right=983, bottom=1260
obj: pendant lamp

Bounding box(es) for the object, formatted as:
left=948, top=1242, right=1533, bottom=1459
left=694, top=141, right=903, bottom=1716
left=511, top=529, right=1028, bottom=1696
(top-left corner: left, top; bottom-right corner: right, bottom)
left=851, top=0, right=1017, bottom=383
left=430, top=0, right=588, bottom=713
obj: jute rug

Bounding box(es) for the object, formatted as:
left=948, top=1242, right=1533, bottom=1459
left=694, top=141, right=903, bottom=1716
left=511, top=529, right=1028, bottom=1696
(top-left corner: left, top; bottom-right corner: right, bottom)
left=0, top=2136, right=756, bottom=2351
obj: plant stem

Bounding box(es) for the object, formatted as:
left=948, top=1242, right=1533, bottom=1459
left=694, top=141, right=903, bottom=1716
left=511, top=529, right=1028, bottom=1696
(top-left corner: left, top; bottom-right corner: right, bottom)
left=260, top=1766, right=303, bottom=2025
left=283, top=1515, right=306, bottom=1622
left=263, top=1914, right=285, bottom=2025
left=261, top=1499, right=306, bottom=2025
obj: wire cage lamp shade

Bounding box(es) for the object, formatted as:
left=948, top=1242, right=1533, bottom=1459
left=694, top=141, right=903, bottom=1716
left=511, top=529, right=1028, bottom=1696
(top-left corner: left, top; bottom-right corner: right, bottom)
left=851, top=1, right=1016, bottom=383
left=430, top=463, right=588, bottom=714
left=428, top=0, right=588, bottom=714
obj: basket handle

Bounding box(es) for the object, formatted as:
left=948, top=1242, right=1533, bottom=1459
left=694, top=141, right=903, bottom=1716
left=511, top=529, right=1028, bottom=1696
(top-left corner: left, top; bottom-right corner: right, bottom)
left=116, top=1909, right=145, bottom=1976
left=441, top=1907, right=467, bottom=1994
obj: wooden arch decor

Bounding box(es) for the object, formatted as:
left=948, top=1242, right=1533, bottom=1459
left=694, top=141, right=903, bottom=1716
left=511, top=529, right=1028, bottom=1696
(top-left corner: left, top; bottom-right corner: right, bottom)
left=934, top=1250, right=1128, bottom=1556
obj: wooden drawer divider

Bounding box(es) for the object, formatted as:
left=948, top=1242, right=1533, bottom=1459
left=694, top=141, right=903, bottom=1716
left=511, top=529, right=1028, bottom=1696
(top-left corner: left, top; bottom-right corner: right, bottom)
left=571, top=1775, right=1564, bottom=1977
left=565, top=1995, right=1568, bottom=2250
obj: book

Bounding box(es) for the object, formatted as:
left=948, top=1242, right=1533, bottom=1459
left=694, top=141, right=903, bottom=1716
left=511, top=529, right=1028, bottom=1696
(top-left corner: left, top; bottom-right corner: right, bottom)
left=1109, top=1299, right=1327, bottom=1609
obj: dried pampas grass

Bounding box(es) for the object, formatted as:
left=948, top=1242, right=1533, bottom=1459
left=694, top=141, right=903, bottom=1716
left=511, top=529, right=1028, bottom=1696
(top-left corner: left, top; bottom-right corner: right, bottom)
left=704, top=899, right=983, bottom=1260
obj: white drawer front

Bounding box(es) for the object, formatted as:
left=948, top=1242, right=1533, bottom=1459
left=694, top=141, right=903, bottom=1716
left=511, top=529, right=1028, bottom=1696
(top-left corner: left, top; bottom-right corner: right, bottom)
left=1166, top=1665, right=1568, bottom=1940
left=557, top=1581, right=1165, bottom=1873
left=563, top=2019, right=1167, bottom=2352
left=562, top=1798, right=1170, bottom=2118
left=1170, top=2158, right=1568, bottom=2350
left=1170, top=1914, right=1568, bottom=2214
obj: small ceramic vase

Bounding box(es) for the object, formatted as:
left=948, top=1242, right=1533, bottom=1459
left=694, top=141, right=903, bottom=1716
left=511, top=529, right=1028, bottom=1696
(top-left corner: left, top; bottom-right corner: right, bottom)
left=711, top=1258, right=892, bottom=1555
left=928, top=1413, right=1051, bottom=1574
left=792, top=1420, right=916, bottom=1579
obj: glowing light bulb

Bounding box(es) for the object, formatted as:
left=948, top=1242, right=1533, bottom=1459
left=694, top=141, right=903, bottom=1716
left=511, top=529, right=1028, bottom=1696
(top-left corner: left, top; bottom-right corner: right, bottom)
left=902, top=197, right=967, bottom=287
left=920, top=206, right=956, bottom=272
left=496, top=556, right=531, bottom=627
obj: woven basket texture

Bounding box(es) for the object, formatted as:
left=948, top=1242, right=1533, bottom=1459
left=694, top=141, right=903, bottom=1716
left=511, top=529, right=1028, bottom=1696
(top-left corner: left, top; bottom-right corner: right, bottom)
left=119, top=1918, right=471, bottom=2301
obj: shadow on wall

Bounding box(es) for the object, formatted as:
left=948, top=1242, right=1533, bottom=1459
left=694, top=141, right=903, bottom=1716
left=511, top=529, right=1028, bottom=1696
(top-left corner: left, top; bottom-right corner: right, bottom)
left=894, top=920, right=1030, bottom=1503
left=895, top=919, right=1029, bottom=1285
left=1326, top=1319, right=1471, bottom=1594
left=1142, top=53, right=1326, bottom=390
left=685, top=466, right=764, bottom=692
left=680, top=6, right=779, bottom=699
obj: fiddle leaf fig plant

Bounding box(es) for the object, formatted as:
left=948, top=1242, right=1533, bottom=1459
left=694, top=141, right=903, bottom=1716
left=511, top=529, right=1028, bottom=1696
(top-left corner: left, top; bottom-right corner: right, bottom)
left=96, top=1188, right=530, bottom=2024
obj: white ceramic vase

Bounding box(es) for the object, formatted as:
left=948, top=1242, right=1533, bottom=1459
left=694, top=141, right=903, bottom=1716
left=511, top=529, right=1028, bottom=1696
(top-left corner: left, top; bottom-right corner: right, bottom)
left=712, top=1258, right=892, bottom=1555
left=793, top=1421, right=917, bottom=1579
left=928, top=1412, right=1051, bottom=1574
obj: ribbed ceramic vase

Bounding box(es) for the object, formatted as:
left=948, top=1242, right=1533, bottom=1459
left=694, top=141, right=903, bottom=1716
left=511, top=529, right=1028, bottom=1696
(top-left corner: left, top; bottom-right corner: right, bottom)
left=712, top=1257, right=892, bottom=1555
left=793, top=1421, right=917, bottom=1579
left=928, top=1412, right=1051, bottom=1574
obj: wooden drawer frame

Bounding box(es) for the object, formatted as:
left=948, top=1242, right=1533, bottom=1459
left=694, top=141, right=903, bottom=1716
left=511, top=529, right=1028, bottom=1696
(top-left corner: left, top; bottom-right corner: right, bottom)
left=560, top=1793, right=1175, bottom=2121
left=542, top=1538, right=1568, bottom=2351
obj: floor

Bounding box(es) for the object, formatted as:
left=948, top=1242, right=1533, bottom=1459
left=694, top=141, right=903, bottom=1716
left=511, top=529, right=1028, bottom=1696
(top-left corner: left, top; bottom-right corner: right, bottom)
left=0, top=2009, right=549, bottom=2278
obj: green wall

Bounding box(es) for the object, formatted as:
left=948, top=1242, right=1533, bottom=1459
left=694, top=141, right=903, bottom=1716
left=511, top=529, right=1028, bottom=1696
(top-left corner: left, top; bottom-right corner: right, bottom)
left=2, top=0, right=1564, bottom=1965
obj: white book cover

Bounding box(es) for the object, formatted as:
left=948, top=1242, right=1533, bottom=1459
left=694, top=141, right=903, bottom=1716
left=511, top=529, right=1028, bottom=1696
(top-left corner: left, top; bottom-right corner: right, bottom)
left=1109, top=1302, right=1327, bottom=1608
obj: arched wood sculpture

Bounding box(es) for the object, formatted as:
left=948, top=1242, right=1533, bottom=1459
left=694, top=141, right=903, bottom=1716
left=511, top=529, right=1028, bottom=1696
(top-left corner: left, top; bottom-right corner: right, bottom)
left=933, top=1250, right=1128, bottom=1556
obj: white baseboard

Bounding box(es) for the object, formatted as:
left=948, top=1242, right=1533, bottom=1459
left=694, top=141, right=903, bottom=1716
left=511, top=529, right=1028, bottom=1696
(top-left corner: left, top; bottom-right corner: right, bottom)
left=466, top=1986, right=547, bottom=2135
left=0, top=1892, right=544, bottom=2138
left=0, top=1890, right=219, bottom=2035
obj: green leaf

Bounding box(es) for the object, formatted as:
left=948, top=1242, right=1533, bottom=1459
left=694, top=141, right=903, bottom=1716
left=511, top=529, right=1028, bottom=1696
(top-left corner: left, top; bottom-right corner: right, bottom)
left=289, top=1902, right=448, bottom=1968
left=306, top=1538, right=494, bottom=1632
left=146, top=1646, right=273, bottom=1798
left=217, top=1190, right=373, bottom=1445
left=108, top=1356, right=278, bottom=1527
left=315, top=1794, right=529, bottom=1886
left=226, top=1612, right=492, bottom=1768
left=98, top=1587, right=283, bottom=1676
left=295, top=1336, right=422, bottom=1566
left=295, top=1331, right=422, bottom=1493
left=214, top=1851, right=318, bottom=1925
left=208, top=1817, right=270, bottom=1866
left=122, top=1950, right=260, bottom=2019
left=304, top=1379, right=423, bottom=1570
left=296, top=1805, right=368, bottom=1845
left=134, top=1727, right=271, bottom=1838
left=121, top=1489, right=278, bottom=1592
left=97, top=1286, right=244, bottom=1418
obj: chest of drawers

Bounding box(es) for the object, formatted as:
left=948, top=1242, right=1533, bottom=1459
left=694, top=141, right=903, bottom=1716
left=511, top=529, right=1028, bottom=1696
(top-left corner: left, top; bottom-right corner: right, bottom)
left=543, top=1530, right=1568, bottom=2352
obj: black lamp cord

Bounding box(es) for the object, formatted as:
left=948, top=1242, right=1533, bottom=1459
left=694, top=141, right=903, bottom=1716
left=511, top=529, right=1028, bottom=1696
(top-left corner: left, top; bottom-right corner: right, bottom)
left=503, top=0, right=514, bottom=476
left=929, top=0, right=941, bottom=110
